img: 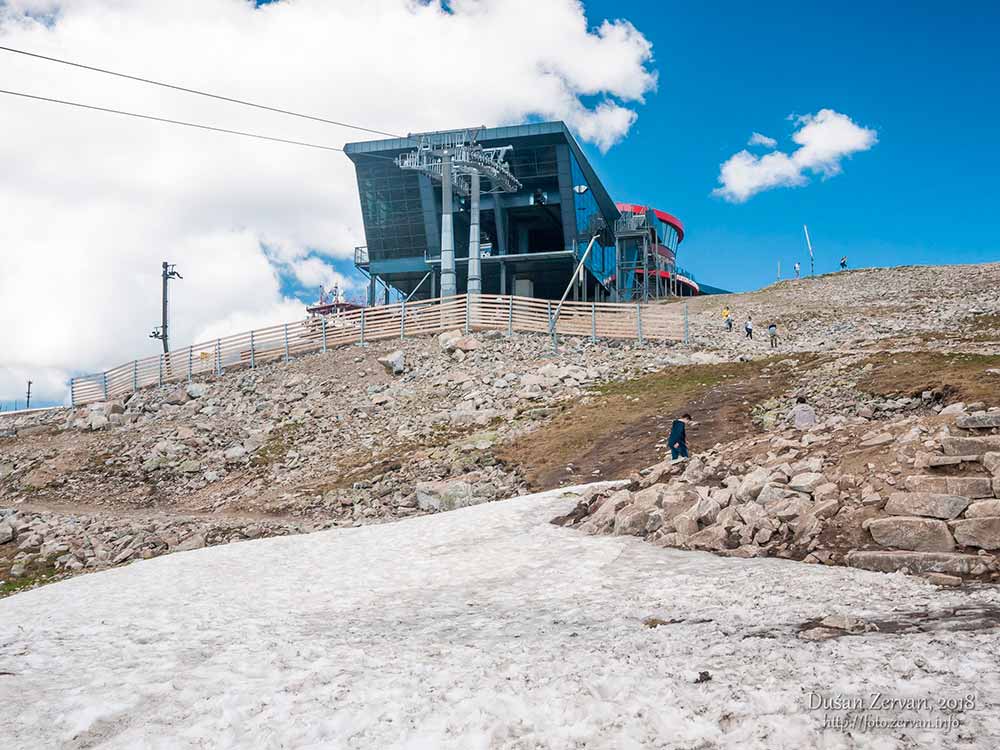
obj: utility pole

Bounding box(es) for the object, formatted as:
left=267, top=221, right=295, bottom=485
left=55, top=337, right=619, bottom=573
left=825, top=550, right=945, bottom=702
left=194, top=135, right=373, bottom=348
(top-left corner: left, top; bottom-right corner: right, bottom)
left=803, top=225, right=815, bottom=277
left=25, top=380, right=32, bottom=410
left=150, top=261, right=182, bottom=353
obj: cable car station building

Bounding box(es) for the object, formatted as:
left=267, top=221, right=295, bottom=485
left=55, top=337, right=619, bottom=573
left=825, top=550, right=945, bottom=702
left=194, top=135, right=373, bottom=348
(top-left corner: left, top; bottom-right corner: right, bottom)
left=345, top=122, right=703, bottom=304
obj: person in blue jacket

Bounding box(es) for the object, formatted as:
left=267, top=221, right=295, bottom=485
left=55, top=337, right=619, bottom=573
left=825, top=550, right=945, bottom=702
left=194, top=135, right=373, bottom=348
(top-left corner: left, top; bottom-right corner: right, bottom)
left=668, top=413, right=692, bottom=460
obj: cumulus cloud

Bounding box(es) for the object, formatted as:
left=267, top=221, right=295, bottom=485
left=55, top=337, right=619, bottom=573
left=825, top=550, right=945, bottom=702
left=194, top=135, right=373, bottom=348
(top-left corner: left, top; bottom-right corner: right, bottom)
left=0, top=0, right=657, bottom=404
left=747, top=132, right=777, bottom=148
left=714, top=109, right=877, bottom=203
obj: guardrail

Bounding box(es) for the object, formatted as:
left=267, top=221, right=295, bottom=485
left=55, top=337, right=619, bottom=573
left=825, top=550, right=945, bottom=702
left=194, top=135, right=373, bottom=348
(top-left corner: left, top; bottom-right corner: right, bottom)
left=70, top=294, right=686, bottom=406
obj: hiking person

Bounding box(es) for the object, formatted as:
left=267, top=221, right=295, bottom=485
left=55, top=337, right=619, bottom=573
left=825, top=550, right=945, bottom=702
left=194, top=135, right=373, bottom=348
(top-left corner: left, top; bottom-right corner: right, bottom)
left=789, top=396, right=817, bottom=430
left=840, top=256, right=848, bottom=270
left=725, top=309, right=734, bottom=332
left=793, top=262, right=801, bottom=279
left=768, top=322, right=778, bottom=348
left=744, top=316, right=753, bottom=339
left=667, top=413, right=692, bottom=460
left=722, top=305, right=730, bottom=327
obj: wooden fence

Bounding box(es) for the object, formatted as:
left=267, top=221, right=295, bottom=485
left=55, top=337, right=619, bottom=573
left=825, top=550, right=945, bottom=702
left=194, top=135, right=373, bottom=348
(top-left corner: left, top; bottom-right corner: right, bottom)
left=70, top=294, right=688, bottom=406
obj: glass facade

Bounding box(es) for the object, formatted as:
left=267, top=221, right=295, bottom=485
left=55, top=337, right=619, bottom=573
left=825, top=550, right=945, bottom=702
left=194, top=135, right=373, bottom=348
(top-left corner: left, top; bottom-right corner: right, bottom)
left=570, top=152, right=616, bottom=282
left=355, top=157, right=426, bottom=262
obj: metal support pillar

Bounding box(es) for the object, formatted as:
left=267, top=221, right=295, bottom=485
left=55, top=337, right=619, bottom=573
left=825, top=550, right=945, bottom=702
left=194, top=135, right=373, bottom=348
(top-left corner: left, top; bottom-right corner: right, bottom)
left=430, top=270, right=437, bottom=299
left=636, top=303, right=644, bottom=346
left=102, top=373, right=109, bottom=400
left=187, top=346, right=193, bottom=383
left=464, top=294, right=471, bottom=333
left=132, top=360, right=138, bottom=392
left=158, top=354, right=164, bottom=385
left=359, top=308, right=366, bottom=346
left=283, top=323, right=290, bottom=363
left=70, top=378, right=76, bottom=407
left=440, top=149, right=457, bottom=297
left=215, top=339, right=222, bottom=376
left=321, top=318, right=328, bottom=353
left=400, top=300, right=406, bottom=338
left=507, top=295, right=514, bottom=336
left=467, top=170, right=481, bottom=296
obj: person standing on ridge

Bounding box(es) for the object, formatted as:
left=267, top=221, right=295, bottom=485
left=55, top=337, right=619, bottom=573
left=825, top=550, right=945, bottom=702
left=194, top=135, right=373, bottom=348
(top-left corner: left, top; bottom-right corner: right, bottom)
left=668, top=413, right=692, bottom=460
left=745, top=315, right=753, bottom=339
left=840, top=256, right=848, bottom=270
left=794, top=262, right=801, bottom=279
left=725, top=308, right=734, bottom=332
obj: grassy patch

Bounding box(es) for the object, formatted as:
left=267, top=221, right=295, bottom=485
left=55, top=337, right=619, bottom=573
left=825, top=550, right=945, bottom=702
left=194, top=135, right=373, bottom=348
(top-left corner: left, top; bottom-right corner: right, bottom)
left=498, top=357, right=804, bottom=490
left=251, top=423, right=304, bottom=467
left=0, top=559, right=61, bottom=598
left=858, top=352, right=1000, bottom=404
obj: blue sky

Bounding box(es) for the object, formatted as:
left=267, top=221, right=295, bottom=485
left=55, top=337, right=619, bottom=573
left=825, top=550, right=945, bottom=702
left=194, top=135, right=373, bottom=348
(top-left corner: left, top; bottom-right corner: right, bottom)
left=569, top=0, right=999, bottom=291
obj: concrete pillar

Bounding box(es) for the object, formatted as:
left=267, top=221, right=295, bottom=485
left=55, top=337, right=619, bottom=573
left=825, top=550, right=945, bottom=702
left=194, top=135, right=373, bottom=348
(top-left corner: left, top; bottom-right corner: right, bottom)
left=467, top=170, right=481, bottom=296
left=440, top=150, right=457, bottom=297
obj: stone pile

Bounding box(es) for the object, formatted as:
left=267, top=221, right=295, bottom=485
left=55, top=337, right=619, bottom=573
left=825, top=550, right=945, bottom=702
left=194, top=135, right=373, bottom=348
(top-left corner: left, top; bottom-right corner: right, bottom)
left=0, top=506, right=308, bottom=582
left=558, top=401, right=1000, bottom=581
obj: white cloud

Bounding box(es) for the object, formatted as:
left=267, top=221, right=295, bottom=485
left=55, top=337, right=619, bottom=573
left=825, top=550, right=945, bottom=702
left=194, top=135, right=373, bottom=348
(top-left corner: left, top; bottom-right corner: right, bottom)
left=714, top=109, right=878, bottom=203
left=0, top=0, right=657, bottom=404
left=747, top=131, right=777, bottom=148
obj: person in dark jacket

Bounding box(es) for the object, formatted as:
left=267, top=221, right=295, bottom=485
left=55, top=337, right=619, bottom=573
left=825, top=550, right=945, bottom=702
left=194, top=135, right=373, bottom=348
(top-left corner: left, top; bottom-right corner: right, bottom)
left=668, top=413, right=692, bottom=460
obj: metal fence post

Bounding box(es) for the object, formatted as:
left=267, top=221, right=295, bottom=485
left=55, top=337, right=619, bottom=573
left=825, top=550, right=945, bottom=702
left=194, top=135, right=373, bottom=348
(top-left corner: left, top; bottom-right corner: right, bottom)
left=400, top=300, right=406, bottom=339
left=320, top=318, right=327, bottom=353
left=283, top=323, right=290, bottom=363
left=548, top=300, right=557, bottom=353
left=188, top=346, right=193, bottom=383
left=360, top=308, right=366, bottom=346
left=507, top=295, right=514, bottom=336
left=464, top=294, right=471, bottom=333
left=591, top=302, right=597, bottom=342
left=70, top=377, right=76, bottom=407
left=636, top=303, right=644, bottom=346
left=158, top=354, right=163, bottom=386
left=132, top=360, right=138, bottom=392
left=102, top=372, right=109, bottom=400
left=683, top=302, right=689, bottom=344
left=250, top=330, right=256, bottom=368
left=215, top=339, right=222, bottom=376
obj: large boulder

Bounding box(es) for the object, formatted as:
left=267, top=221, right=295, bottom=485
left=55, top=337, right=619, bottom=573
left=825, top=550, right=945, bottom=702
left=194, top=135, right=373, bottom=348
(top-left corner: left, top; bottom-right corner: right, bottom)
left=956, top=414, right=1000, bottom=430
left=884, top=492, right=970, bottom=520
left=737, top=468, right=769, bottom=501
left=788, top=472, right=825, bottom=493
left=867, top=517, right=955, bottom=552
left=684, top=525, right=731, bottom=551
left=415, top=480, right=482, bottom=512
left=613, top=505, right=651, bottom=535
left=904, top=475, right=993, bottom=498
left=846, top=550, right=983, bottom=576
left=950, top=517, right=1000, bottom=549
left=377, top=350, right=406, bottom=375
left=966, top=500, right=1000, bottom=518
left=941, top=436, right=1000, bottom=456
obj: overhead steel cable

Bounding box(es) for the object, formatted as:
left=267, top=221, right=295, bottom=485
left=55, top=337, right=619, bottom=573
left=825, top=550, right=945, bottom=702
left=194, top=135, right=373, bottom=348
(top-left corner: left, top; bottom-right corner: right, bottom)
left=0, top=88, right=348, bottom=152
left=0, top=44, right=403, bottom=139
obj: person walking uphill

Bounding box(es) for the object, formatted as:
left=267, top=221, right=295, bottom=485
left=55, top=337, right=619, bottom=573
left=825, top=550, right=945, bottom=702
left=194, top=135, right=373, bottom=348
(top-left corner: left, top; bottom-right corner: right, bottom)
left=768, top=322, right=778, bottom=348
left=668, top=413, right=691, bottom=460
left=744, top=316, right=753, bottom=339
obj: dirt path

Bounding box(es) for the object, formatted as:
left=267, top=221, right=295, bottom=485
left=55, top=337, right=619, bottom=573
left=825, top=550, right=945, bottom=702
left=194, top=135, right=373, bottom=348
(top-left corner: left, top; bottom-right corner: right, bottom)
left=499, top=358, right=803, bottom=490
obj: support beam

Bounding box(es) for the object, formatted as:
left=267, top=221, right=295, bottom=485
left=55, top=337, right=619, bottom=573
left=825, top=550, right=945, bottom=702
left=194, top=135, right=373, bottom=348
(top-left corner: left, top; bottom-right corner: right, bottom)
left=440, top=149, right=457, bottom=297
left=467, top=170, right=481, bottom=296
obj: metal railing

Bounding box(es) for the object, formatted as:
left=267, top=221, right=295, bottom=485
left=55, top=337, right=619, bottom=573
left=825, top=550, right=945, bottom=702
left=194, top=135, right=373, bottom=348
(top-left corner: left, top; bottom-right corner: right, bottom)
left=70, top=294, right=686, bottom=406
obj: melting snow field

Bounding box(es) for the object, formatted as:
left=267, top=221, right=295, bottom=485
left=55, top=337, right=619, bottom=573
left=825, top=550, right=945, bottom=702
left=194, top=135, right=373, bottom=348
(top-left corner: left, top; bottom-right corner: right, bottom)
left=2, top=484, right=999, bottom=749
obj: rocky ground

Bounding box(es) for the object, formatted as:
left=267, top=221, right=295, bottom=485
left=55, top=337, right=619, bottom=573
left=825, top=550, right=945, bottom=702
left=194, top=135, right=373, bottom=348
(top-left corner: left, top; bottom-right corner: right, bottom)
left=2, top=262, right=1000, bottom=595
